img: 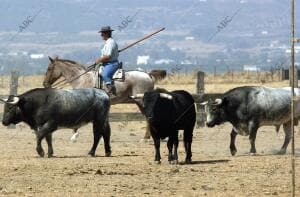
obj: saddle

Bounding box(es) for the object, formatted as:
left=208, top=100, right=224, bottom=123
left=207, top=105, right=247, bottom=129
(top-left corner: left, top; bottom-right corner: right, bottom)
left=95, top=62, right=125, bottom=89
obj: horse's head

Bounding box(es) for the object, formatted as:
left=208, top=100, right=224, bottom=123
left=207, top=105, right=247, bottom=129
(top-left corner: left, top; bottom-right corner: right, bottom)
left=43, top=56, right=62, bottom=88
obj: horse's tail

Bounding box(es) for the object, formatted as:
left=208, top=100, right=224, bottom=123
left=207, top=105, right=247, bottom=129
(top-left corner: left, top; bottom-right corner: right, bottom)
left=148, top=70, right=167, bottom=83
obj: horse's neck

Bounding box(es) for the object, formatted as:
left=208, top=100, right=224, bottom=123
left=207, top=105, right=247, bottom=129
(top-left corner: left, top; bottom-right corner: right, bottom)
left=59, top=62, right=95, bottom=88
left=60, top=63, right=85, bottom=80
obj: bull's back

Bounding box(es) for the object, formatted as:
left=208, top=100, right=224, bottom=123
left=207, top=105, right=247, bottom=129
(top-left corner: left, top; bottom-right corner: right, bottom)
left=224, top=86, right=292, bottom=125
left=171, top=90, right=196, bottom=127
left=24, top=88, right=109, bottom=126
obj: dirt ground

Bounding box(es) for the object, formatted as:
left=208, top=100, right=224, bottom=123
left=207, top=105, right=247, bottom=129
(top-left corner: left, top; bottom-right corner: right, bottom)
left=0, top=121, right=300, bottom=196
left=0, top=75, right=298, bottom=196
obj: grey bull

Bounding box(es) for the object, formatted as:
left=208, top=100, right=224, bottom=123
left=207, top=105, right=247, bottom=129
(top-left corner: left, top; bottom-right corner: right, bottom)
left=201, top=86, right=300, bottom=156
left=1, top=88, right=111, bottom=157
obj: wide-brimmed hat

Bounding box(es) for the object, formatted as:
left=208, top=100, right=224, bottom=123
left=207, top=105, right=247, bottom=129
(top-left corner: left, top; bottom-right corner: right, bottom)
left=98, top=26, right=114, bottom=33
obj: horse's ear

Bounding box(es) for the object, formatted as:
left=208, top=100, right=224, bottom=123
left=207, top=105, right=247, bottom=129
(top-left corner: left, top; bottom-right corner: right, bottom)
left=48, top=56, right=54, bottom=63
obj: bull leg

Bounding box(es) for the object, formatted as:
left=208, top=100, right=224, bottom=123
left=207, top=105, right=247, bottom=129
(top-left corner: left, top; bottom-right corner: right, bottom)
left=279, top=122, right=292, bottom=154
left=36, top=121, right=56, bottom=157
left=173, top=131, right=179, bottom=164
left=102, top=122, right=112, bottom=157
left=248, top=121, right=258, bottom=155
left=183, top=128, right=193, bottom=164
left=45, top=134, right=54, bottom=158
left=153, top=136, right=161, bottom=164
left=88, top=123, right=102, bottom=157
left=167, top=136, right=174, bottom=164
left=230, top=129, right=238, bottom=156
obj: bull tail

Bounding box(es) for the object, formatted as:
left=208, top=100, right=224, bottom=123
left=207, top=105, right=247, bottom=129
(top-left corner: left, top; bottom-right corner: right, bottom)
left=148, top=70, right=167, bottom=83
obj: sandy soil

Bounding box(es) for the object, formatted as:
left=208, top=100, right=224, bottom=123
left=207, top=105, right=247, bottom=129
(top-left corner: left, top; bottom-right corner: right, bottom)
left=0, top=121, right=299, bottom=196
left=0, top=74, right=298, bottom=196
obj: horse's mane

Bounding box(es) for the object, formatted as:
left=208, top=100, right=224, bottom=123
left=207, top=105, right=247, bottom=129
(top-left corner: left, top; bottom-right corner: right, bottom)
left=55, top=58, right=87, bottom=70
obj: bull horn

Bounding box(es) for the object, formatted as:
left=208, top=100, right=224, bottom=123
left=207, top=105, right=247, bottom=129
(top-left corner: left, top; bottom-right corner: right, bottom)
left=130, top=93, right=144, bottom=99
left=0, top=96, right=19, bottom=105
left=200, top=101, right=208, bottom=105
left=214, top=98, right=222, bottom=105
left=159, top=93, right=172, bottom=100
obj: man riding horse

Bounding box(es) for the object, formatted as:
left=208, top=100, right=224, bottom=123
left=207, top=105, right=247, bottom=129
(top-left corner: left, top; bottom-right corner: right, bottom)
left=95, top=26, right=119, bottom=95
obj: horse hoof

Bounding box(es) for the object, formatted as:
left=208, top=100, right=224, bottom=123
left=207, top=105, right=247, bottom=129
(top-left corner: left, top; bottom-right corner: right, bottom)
left=249, top=152, right=257, bottom=156
left=70, top=132, right=79, bottom=143
left=170, top=160, right=178, bottom=165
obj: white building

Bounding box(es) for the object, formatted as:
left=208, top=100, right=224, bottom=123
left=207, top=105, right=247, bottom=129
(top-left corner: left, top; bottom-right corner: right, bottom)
left=243, top=65, right=261, bottom=71
left=30, top=54, right=45, bottom=59
left=154, top=59, right=174, bottom=65
left=137, top=55, right=150, bottom=65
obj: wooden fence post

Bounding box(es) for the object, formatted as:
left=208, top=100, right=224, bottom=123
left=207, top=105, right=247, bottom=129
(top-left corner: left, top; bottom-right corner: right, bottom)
left=196, top=71, right=205, bottom=127
left=8, top=70, right=19, bottom=129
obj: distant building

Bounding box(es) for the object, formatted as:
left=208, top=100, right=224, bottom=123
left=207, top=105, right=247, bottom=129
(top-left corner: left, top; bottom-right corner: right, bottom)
left=22, top=51, right=28, bottom=56
left=243, top=65, right=261, bottom=71
left=180, top=60, right=192, bottom=65
left=185, top=36, right=195, bottom=40
left=30, top=54, right=45, bottom=59
left=154, top=59, right=174, bottom=65
left=137, top=55, right=150, bottom=65
left=7, top=52, right=18, bottom=56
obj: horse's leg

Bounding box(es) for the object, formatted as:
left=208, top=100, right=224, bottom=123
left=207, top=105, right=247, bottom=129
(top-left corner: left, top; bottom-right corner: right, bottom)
left=133, top=100, right=151, bottom=140
left=70, top=129, right=79, bottom=142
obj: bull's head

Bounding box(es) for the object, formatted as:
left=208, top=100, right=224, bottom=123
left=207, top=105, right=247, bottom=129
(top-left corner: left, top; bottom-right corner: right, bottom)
left=200, top=98, right=224, bottom=127
left=43, top=56, right=62, bottom=88
left=1, top=95, right=22, bottom=126
left=130, top=92, right=173, bottom=122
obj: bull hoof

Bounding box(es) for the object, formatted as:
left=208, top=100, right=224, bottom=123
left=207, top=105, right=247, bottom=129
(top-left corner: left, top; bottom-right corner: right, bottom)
left=230, top=149, right=237, bottom=156
left=88, top=151, right=95, bottom=157
left=47, top=153, right=53, bottom=158
left=185, top=159, right=192, bottom=164
left=105, top=151, right=111, bottom=157
left=154, top=160, right=161, bottom=164
left=249, top=152, right=257, bottom=156
left=37, top=150, right=44, bottom=157
left=278, top=149, right=286, bottom=155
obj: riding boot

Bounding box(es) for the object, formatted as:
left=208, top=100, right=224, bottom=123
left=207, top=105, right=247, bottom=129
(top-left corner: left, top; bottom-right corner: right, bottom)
left=106, top=84, right=116, bottom=96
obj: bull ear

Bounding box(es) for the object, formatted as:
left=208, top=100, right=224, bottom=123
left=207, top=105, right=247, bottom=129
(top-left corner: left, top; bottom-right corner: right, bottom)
left=159, top=93, right=172, bottom=100
left=130, top=93, right=144, bottom=99
left=214, top=98, right=222, bottom=105
left=0, top=96, right=19, bottom=105
left=48, top=56, right=54, bottom=63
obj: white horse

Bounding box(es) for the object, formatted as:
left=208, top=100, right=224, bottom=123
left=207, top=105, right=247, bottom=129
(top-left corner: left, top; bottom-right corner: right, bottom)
left=43, top=57, right=166, bottom=140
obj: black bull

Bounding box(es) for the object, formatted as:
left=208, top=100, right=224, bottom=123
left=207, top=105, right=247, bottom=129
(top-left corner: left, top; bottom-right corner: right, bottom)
left=1, top=88, right=111, bottom=157
left=131, top=89, right=196, bottom=164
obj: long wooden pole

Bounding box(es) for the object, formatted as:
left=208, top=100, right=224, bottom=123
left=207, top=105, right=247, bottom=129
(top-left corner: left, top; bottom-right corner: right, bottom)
left=118, top=27, right=165, bottom=53
left=290, top=0, right=295, bottom=196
